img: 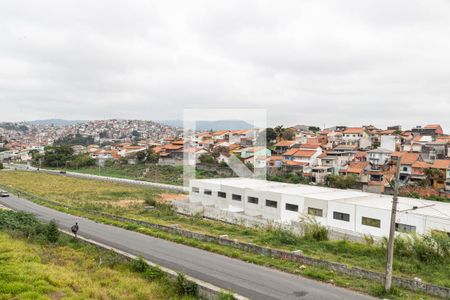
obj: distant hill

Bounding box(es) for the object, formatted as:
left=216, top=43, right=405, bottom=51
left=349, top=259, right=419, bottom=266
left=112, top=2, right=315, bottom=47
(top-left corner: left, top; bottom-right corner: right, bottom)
left=28, top=119, right=86, bottom=126
left=160, top=120, right=254, bottom=131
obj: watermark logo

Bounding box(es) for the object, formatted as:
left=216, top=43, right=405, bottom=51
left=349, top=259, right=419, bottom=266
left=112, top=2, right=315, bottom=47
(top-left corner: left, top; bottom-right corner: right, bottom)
left=183, top=109, right=267, bottom=187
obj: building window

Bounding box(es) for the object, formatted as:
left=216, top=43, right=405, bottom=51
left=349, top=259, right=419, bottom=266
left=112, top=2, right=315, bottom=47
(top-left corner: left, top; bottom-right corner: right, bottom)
left=362, top=217, right=381, bottom=228
left=204, top=189, right=212, bottom=196
left=247, top=196, right=259, bottom=204
left=285, top=203, right=298, bottom=212
left=333, top=211, right=350, bottom=222
left=218, top=191, right=226, bottom=198
left=308, top=207, right=323, bottom=217
left=395, top=223, right=416, bottom=233
left=402, top=167, right=407, bottom=172
left=192, top=187, right=199, bottom=193
left=232, top=194, right=242, bottom=201
left=265, top=199, right=277, bottom=208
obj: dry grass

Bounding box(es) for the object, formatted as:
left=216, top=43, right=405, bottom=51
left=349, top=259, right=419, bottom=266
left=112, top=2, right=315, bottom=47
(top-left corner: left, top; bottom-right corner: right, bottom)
left=0, top=232, right=191, bottom=299
left=0, top=171, right=181, bottom=209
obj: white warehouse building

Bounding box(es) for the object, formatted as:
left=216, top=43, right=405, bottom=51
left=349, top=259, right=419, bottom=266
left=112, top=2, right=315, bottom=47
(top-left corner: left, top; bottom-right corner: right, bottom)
left=188, top=178, right=450, bottom=238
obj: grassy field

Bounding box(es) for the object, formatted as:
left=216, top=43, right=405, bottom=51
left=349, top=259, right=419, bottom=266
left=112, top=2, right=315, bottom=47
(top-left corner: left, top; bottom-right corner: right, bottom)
left=67, top=164, right=185, bottom=185
left=0, top=171, right=448, bottom=299
left=0, top=210, right=196, bottom=300
left=58, top=164, right=233, bottom=186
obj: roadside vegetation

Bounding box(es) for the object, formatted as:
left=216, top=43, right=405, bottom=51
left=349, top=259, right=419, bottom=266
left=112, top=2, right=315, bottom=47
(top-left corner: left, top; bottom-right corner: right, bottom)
left=0, top=171, right=448, bottom=299
left=64, top=163, right=186, bottom=185
left=0, top=210, right=197, bottom=300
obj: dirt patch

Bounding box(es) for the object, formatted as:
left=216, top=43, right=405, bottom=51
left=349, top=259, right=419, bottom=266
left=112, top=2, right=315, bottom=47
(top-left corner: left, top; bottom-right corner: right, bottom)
left=95, top=199, right=145, bottom=207
left=159, top=193, right=188, bottom=202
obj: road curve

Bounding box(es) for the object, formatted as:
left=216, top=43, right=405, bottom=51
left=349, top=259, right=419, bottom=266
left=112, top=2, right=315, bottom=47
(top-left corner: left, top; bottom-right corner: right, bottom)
left=0, top=195, right=375, bottom=300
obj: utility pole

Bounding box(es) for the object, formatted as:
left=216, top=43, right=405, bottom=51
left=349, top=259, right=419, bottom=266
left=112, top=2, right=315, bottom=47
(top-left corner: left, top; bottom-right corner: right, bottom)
left=384, top=157, right=402, bottom=291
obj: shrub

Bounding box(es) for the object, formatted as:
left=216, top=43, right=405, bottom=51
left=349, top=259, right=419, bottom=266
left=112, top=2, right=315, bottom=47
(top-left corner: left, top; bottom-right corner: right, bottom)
left=130, top=257, right=148, bottom=273
left=363, top=234, right=375, bottom=246
left=217, top=291, right=235, bottom=300
left=46, top=220, right=60, bottom=243
left=260, top=225, right=301, bottom=245
left=199, top=154, right=216, bottom=164
left=412, top=234, right=443, bottom=264
left=175, top=273, right=198, bottom=297
left=301, top=217, right=328, bottom=241
left=144, top=265, right=166, bottom=280
left=143, top=193, right=157, bottom=206
left=0, top=210, right=43, bottom=238
left=370, top=284, right=402, bottom=298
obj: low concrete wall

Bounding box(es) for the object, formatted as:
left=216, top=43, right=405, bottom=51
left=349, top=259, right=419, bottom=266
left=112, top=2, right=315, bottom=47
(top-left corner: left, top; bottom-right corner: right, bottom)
left=203, top=206, right=269, bottom=227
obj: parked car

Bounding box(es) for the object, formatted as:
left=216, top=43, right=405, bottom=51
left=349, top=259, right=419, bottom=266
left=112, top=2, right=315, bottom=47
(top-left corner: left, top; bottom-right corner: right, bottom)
left=0, top=191, right=9, bottom=197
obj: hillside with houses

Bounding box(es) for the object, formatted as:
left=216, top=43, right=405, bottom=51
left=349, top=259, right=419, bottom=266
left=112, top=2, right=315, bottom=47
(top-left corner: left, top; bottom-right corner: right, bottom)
left=1, top=121, right=449, bottom=200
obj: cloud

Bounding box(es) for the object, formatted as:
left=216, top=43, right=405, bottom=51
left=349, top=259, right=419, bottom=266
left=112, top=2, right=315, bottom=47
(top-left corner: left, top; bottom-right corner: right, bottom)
left=0, top=0, right=450, bottom=132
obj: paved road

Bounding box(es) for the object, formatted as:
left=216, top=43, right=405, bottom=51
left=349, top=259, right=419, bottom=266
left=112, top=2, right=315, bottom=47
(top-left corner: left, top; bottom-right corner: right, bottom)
left=0, top=195, right=375, bottom=300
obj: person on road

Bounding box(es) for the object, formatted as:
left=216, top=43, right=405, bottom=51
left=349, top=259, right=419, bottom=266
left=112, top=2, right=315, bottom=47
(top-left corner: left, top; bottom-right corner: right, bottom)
left=71, top=222, right=79, bottom=237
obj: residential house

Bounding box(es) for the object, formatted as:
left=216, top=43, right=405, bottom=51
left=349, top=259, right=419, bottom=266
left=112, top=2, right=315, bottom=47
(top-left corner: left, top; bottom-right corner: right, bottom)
left=421, top=142, right=448, bottom=162
left=318, top=151, right=355, bottom=175
left=410, top=161, right=431, bottom=182
left=244, top=156, right=269, bottom=169
left=340, top=161, right=369, bottom=183
left=282, top=148, right=321, bottom=167
left=430, top=160, right=450, bottom=192
left=311, top=166, right=334, bottom=184
left=273, top=140, right=297, bottom=155
left=267, top=155, right=284, bottom=169
left=320, top=130, right=343, bottom=149
left=402, top=135, right=433, bottom=152
left=240, top=146, right=271, bottom=159
left=367, top=148, right=392, bottom=167
left=392, top=152, right=421, bottom=182
left=411, top=125, right=442, bottom=139
left=424, top=124, right=444, bottom=136
left=342, top=127, right=372, bottom=149
left=158, top=143, right=184, bottom=165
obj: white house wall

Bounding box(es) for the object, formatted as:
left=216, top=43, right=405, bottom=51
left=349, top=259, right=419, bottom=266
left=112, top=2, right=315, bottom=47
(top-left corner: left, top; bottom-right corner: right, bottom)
left=187, top=178, right=450, bottom=238
left=327, top=202, right=356, bottom=232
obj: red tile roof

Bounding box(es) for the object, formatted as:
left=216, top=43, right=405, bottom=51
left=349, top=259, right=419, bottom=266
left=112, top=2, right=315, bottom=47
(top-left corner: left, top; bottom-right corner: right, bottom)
left=346, top=161, right=368, bottom=174
left=292, top=150, right=316, bottom=158
left=431, top=159, right=450, bottom=170
left=343, top=127, right=365, bottom=134
left=283, top=160, right=308, bottom=166
left=392, top=152, right=421, bottom=165
left=274, top=140, right=296, bottom=147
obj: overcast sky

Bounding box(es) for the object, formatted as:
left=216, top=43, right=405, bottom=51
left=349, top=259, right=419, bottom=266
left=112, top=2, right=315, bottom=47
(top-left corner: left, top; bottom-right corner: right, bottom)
left=1, top=0, right=450, bottom=131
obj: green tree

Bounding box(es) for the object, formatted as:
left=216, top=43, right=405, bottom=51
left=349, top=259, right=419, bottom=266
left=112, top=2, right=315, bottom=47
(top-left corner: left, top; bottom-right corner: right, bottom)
left=0, top=162, right=3, bottom=170
left=326, top=174, right=358, bottom=189
left=69, top=153, right=95, bottom=168
left=308, top=126, right=321, bottom=132
left=423, top=168, right=444, bottom=187
left=46, top=220, right=60, bottom=243
left=274, top=125, right=285, bottom=142
left=145, top=148, right=159, bottom=163
left=281, top=128, right=295, bottom=141
left=54, top=134, right=94, bottom=146
left=212, top=146, right=229, bottom=159
left=263, top=128, right=277, bottom=145
left=199, top=154, right=215, bottom=164
left=43, top=146, right=74, bottom=168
